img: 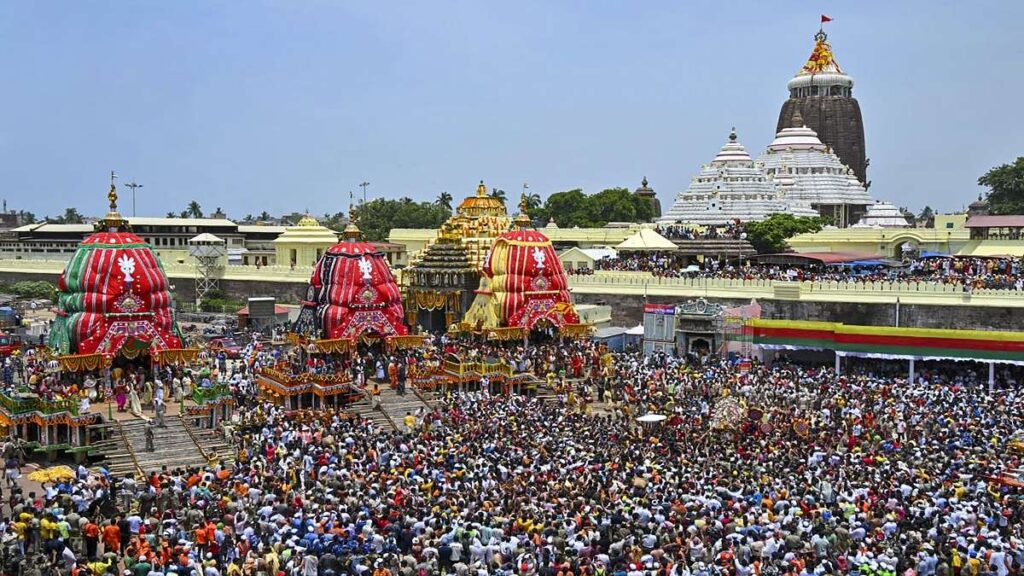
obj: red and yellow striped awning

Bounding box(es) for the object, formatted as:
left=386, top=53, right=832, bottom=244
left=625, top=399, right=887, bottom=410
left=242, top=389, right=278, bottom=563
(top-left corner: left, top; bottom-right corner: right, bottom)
left=748, top=319, right=1024, bottom=363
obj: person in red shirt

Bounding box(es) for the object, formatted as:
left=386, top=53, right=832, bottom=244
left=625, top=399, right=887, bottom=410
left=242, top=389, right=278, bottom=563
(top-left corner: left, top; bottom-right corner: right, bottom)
left=82, top=520, right=100, bottom=559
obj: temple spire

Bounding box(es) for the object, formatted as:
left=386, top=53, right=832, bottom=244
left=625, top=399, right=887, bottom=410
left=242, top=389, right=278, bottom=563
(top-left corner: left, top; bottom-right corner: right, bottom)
left=343, top=189, right=361, bottom=241
left=513, top=187, right=532, bottom=229
left=97, top=171, right=129, bottom=232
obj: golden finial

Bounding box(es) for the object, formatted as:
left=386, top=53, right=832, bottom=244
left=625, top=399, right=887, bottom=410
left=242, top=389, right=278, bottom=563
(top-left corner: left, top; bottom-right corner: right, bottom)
left=513, top=185, right=531, bottom=229
left=108, top=171, right=118, bottom=212
left=97, top=171, right=130, bottom=232
left=476, top=180, right=487, bottom=197
left=344, top=189, right=361, bottom=240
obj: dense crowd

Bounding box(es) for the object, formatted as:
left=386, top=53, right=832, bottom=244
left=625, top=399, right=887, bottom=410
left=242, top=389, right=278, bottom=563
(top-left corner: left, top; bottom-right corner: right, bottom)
left=655, top=225, right=747, bottom=241
left=3, top=336, right=1024, bottom=576
left=576, top=255, right=1024, bottom=291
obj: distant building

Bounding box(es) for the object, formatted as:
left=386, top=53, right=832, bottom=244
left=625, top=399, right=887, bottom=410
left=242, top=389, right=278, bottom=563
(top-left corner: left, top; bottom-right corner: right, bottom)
left=634, top=177, right=661, bottom=220
left=757, top=111, right=872, bottom=227
left=659, top=129, right=818, bottom=225
left=851, top=202, right=912, bottom=228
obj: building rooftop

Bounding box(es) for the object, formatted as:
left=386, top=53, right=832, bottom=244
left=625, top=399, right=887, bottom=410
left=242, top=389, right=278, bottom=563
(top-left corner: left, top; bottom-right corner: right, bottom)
left=964, top=215, right=1024, bottom=228
left=852, top=202, right=910, bottom=228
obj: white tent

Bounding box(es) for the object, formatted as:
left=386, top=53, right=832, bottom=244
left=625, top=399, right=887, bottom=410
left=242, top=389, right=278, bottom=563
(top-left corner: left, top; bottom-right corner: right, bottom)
left=615, top=228, right=678, bottom=251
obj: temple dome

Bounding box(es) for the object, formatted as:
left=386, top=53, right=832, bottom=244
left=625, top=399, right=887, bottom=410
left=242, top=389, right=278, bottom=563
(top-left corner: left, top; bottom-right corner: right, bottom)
left=456, top=180, right=508, bottom=217
left=851, top=201, right=910, bottom=228
left=757, top=120, right=873, bottom=227
left=658, top=129, right=819, bottom=225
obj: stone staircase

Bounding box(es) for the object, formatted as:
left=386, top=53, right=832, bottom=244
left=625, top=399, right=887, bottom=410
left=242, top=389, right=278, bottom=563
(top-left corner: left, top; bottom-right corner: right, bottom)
left=345, top=383, right=437, bottom=432
left=99, top=416, right=234, bottom=477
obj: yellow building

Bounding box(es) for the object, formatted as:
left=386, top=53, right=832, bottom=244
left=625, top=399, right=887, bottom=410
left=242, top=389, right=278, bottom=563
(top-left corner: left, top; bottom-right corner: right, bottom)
left=272, top=214, right=339, bottom=269
left=786, top=213, right=980, bottom=258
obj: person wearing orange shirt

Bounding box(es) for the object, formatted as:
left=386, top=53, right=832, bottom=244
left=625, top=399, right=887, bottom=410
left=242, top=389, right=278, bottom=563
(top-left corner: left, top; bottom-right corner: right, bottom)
left=82, top=520, right=100, bottom=560
left=101, top=521, right=120, bottom=554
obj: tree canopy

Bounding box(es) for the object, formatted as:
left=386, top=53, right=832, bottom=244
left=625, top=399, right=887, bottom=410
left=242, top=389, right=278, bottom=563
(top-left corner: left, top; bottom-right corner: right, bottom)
left=49, top=208, right=84, bottom=224
left=745, top=213, right=825, bottom=254
left=530, top=188, right=653, bottom=228
left=352, top=198, right=451, bottom=242
left=978, top=157, right=1024, bottom=215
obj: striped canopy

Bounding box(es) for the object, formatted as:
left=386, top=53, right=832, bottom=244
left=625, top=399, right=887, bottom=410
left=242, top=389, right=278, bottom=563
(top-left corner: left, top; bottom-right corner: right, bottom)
left=292, top=241, right=408, bottom=341
left=749, top=319, right=1024, bottom=364
left=49, top=231, right=183, bottom=357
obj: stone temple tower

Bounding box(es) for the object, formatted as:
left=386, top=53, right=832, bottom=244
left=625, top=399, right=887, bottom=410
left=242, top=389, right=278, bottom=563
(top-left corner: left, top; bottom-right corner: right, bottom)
left=777, top=28, right=868, bottom=188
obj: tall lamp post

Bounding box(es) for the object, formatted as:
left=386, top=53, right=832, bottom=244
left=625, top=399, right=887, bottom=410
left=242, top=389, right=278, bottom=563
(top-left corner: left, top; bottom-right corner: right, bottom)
left=359, top=181, right=370, bottom=204
left=124, top=181, right=143, bottom=217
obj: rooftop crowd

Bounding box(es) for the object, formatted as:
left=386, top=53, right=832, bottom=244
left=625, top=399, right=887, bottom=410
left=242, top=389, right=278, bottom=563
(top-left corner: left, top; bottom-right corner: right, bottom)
left=3, top=334, right=1024, bottom=576
left=573, top=255, right=1024, bottom=291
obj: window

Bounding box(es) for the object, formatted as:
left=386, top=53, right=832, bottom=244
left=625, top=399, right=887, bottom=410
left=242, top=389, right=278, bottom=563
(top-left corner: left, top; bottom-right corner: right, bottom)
left=945, top=222, right=954, bottom=229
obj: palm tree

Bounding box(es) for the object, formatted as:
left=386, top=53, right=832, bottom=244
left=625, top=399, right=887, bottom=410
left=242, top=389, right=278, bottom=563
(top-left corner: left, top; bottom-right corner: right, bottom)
left=436, top=191, right=453, bottom=211
left=165, top=211, right=176, bottom=218
left=258, top=211, right=271, bottom=221
left=244, top=214, right=254, bottom=222
left=490, top=188, right=507, bottom=202
left=525, top=193, right=542, bottom=211
left=60, top=207, right=84, bottom=224
left=179, top=210, right=189, bottom=218
left=185, top=201, right=203, bottom=219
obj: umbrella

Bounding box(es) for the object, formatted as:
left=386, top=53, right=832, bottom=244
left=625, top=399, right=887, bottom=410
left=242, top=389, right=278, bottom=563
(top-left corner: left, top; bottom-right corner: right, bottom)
left=27, top=465, right=75, bottom=483
left=636, top=414, right=667, bottom=423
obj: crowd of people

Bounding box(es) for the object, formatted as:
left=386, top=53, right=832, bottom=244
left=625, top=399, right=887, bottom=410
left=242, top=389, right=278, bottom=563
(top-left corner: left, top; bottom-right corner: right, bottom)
left=655, top=224, right=748, bottom=241
left=2, top=333, right=1024, bottom=576
left=574, top=254, right=1024, bottom=291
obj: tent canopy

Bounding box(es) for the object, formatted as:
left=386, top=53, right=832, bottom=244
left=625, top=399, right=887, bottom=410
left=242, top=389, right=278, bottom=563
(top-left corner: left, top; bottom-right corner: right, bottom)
left=615, top=228, right=678, bottom=251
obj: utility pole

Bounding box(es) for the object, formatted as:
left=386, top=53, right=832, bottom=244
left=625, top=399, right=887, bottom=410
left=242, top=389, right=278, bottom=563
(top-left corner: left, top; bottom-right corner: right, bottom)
left=124, top=181, right=143, bottom=217
left=359, top=181, right=370, bottom=204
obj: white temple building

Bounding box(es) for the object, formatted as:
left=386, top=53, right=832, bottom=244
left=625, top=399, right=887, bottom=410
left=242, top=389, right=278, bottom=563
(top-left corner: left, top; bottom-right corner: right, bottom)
left=851, top=201, right=911, bottom=228
left=659, top=129, right=818, bottom=226
left=757, top=112, right=873, bottom=227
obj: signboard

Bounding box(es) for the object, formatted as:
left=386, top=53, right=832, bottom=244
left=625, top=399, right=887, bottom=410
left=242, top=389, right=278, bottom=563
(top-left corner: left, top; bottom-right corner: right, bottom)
left=247, top=297, right=277, bottom=319
left=643, top=303, right=676, bottom=315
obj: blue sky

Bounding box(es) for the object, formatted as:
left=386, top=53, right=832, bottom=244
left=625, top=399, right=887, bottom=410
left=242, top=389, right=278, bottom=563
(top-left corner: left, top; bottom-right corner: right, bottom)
left=2, top=1, right=1022, bottom=220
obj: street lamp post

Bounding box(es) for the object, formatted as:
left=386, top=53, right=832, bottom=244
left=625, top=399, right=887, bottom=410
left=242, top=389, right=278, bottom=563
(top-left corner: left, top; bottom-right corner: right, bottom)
left=124, top=181, right=143, bottom=217
left=359, top=181, right=370, bottom=204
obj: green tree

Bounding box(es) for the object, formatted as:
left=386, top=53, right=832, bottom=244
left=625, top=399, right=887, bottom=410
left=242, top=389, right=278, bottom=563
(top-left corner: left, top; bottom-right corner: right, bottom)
left=978, top=157, right=1024, bottom=215
left=745, top=213, right=824, bottom=254
left=10, top=281, right=56, bottom=300
left=353, top=198, right=451, bottom=242
left=179, top=210, right=189, bottom=218
left=185, top=201, right=203, bottom=219
left=258, top=211, right=271, bottom=221
left=539, top=188, right=654, bottom=228
left=54, top=207, right=84, bottom=224
left=165, top=211, right=176, bottom=218
left=490, top=188, right=507, bottom=202
left=917, top=206, right=935, bottom=220
left=543, top=189, right=589, bottom=227
left=436, top=192, right=453, bottom=211
left=18, top=211, right=36, bottom=225
left=524, top=192, right=542, bottom=211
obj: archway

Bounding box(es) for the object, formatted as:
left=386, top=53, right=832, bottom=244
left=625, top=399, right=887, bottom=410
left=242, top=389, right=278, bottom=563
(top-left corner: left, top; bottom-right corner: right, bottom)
left=689, top=337, right=711, bottom=356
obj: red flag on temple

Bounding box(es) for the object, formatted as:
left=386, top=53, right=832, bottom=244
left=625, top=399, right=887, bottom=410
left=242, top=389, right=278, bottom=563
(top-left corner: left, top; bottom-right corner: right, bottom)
left=821, top=14, right=833, bottom=23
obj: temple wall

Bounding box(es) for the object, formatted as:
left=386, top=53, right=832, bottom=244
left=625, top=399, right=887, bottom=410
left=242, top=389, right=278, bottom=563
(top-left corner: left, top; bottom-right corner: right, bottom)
left=574, top=292, right=1024, bottom=332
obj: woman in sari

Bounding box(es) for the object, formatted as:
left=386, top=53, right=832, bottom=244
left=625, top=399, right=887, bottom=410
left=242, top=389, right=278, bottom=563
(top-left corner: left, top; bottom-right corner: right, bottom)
left=114, top=381, right=127, bottom=412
